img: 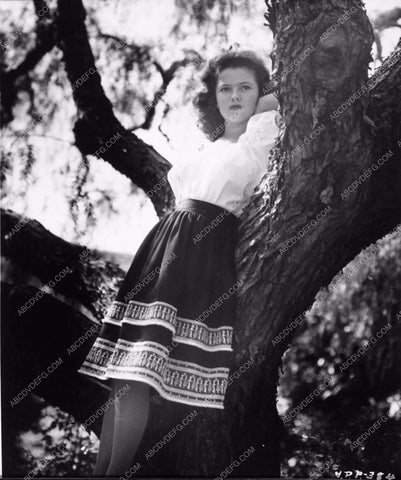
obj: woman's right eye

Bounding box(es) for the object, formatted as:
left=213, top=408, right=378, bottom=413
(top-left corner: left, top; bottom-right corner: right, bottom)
left=220, top=87, right=230, bottom=92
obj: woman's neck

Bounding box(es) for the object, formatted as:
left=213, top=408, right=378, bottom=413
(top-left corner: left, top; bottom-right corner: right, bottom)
left=221, top=121, right=247, bottom=143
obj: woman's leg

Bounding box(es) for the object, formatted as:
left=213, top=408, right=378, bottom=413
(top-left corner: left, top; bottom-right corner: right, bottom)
left=92, top=380, right=117, bottom=475
left=105, top=379, right=150, bottom=476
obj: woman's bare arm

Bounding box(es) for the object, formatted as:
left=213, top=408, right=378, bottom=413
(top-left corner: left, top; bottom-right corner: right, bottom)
left=254, top=93, right=279, bottom=114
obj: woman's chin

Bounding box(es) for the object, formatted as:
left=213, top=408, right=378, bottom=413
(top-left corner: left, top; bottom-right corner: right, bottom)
left=225, top=115, right=252, bottom=125
left=225, top=111, right=248, bottom=123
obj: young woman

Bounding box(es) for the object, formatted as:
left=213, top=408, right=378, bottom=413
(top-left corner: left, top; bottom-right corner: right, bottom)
left=77, top=49, right=281, bottom=475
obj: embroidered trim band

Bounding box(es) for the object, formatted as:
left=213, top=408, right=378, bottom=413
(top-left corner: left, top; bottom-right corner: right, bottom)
left=78, top=338, right=229, bottom=409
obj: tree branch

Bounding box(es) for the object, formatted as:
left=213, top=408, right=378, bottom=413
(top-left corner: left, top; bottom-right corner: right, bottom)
left=131, top=57, right=198, bottom=131
left=56, top=0, right=174, bottom=217
left=1, top=208, right=124, bottom=318
left=1, top=2, right=56, bottom=127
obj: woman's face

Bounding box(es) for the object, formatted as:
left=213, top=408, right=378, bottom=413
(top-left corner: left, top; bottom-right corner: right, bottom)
left=215, top=66, right=259, bottom=125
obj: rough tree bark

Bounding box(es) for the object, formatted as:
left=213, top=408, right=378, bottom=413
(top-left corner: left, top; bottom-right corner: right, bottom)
left=3, top=0, right=401, bottom=477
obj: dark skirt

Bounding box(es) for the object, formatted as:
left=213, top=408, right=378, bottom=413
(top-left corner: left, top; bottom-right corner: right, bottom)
left=78, top=198, right=239, bottom=409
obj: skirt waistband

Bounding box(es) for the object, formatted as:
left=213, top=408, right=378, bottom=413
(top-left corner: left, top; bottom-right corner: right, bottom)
left=176, top=199, right=239, bottom=225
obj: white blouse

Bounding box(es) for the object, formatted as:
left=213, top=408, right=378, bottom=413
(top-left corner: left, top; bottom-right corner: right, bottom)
left=167, top=109, right=281, bottom=217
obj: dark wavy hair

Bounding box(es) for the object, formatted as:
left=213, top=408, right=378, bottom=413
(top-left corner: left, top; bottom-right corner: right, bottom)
left=192, top=49, right=272, bottom=141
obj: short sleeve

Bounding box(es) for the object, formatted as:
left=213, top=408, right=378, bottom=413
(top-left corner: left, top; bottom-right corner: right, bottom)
left=238, top=110, right=281, bottom=170
left=239, top=110, right=281, bottom=146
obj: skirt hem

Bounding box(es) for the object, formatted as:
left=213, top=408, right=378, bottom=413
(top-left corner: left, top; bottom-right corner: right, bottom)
left=78, top=369, right=225, bottom=410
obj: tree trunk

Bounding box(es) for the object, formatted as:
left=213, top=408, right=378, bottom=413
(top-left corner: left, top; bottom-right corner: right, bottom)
left=3, top=0, right=401, bottom=477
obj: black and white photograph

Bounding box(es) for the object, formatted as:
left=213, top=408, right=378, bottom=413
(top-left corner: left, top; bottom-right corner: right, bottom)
left=1, top=0, right=401, bottom=478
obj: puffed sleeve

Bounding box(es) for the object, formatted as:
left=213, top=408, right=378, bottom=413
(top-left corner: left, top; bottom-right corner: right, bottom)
left=238, top=109, right=281, bottom=171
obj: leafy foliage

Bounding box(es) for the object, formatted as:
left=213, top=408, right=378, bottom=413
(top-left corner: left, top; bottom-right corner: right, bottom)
left=10, top=396, right=97, bottom=477
left=279, top=227, right=401, bottom=477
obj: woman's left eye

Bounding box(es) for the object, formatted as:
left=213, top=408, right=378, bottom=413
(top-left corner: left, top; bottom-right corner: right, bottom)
left=241, top=85, right=251, bottom=90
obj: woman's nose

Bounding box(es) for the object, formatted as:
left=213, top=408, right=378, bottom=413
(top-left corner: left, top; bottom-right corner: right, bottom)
left=231, top=90, right=240, bottom=101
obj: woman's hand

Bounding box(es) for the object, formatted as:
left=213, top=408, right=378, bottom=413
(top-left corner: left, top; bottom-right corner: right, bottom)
left=254, top=93, right=279, bottom=115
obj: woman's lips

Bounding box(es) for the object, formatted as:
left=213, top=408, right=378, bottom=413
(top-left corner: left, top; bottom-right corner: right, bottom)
left=229, top=105, right=242, bottom=110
